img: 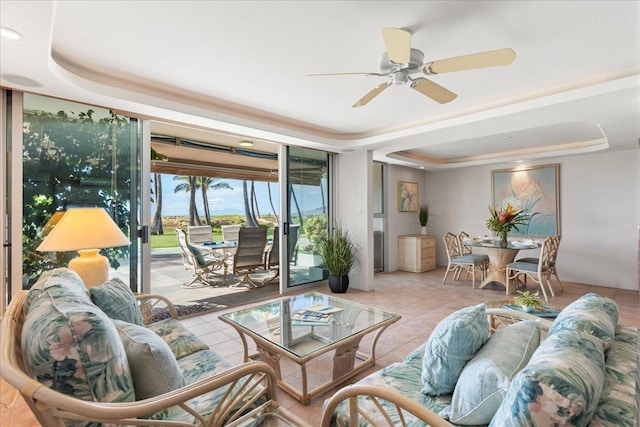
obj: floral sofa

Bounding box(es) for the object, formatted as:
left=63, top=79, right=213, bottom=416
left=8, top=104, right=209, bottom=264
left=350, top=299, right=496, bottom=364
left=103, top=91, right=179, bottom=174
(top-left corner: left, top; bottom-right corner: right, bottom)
left=321, top=293, right=639, bottom=427
left=1, top=268, right=307, bottom=427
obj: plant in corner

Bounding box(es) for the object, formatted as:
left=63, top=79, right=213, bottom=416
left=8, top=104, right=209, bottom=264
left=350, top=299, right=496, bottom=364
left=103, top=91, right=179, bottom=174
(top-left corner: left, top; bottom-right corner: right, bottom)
left=513, top=290, right=544, bottom=313
left=418, top=204, right=430, bottom=234
left=317, top=227, right=358, bottom=293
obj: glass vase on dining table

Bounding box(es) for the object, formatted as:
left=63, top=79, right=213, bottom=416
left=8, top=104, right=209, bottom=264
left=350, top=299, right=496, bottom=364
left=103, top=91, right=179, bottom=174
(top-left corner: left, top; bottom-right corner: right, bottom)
left=499, top=231, right=508, bottom=247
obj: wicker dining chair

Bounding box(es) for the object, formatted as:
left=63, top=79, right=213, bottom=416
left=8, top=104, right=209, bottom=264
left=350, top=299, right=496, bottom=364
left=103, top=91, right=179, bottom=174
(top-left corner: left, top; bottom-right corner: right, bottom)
left=442, top=232, right=485, bottom=288
left=506, top=237, right=557, bottom=302
left=516, top=235, right=563, bottom=295
left=458, top=231, right=490, bottom=280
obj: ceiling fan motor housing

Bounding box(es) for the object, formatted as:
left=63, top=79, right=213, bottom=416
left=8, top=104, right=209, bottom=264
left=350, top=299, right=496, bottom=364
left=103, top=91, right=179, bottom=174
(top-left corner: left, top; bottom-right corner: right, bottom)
left=379, top=48, right=425, bottom=75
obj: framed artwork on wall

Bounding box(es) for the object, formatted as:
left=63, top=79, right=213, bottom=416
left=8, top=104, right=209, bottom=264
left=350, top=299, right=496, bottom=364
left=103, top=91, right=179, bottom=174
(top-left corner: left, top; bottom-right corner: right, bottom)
left=398, top=181, right=418, bottom=212
left=491, top=164, right=560, bottom=236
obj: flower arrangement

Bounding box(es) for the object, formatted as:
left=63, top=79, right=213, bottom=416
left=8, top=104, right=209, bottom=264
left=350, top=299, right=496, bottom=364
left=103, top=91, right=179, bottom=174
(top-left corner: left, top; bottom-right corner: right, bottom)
left=486, top=202, right=530, bottom=246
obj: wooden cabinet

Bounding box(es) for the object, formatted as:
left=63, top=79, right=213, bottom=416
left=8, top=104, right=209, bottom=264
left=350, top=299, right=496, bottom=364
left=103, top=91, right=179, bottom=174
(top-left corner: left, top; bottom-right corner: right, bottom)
left=398, top=235, right=436, bottom=273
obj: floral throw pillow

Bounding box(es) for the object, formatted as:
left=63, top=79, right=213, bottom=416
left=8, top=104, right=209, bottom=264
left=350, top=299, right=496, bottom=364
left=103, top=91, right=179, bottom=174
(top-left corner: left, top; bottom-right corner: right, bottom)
left=489, top=328, right=606, bottom=427
left=90, top=277, right=144, bottom=325
left=22, top=289, right=135, bottom=406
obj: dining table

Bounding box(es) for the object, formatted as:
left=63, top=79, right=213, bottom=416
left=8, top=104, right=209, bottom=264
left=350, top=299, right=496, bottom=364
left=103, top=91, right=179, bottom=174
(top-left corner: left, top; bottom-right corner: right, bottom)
left=463, top=238, right=541, bottom=294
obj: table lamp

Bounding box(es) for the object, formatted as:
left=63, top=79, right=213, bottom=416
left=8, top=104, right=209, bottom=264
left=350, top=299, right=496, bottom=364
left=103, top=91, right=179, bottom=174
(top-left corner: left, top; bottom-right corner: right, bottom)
left=37, top=207, right=130, bottom=288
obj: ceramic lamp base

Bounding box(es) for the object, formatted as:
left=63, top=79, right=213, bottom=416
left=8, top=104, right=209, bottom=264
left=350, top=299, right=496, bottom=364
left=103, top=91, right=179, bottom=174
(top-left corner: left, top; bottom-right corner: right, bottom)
left=68, top=249, right=109, bottom=288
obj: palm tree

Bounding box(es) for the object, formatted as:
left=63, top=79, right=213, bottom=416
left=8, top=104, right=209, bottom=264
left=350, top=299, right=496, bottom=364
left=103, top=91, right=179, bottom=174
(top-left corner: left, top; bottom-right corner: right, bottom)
left=150, top=173, right=164, bottom=235
left=267, top=181, right=278, bottom=222
left=173, top=175, right=201, bottom=226
left=200, top=177, right=232, bottom=225
left=242, top=180, right=258, bottom=227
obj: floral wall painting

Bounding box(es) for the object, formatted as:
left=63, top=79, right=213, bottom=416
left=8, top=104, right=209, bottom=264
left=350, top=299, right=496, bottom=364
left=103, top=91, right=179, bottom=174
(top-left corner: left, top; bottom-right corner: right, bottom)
left=491, top=164, right=560, bottom=236
left=398, top=181, right=418, bottom=212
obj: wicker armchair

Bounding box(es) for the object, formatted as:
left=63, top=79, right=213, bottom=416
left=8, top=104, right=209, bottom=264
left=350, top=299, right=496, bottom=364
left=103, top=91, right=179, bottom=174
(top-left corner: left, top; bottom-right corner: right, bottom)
left=1, top=290, right=307, bottom=427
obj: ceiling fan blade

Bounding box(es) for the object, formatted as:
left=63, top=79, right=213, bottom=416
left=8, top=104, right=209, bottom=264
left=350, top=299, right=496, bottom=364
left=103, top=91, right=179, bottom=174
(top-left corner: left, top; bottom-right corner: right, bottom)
left=352, top=82, right=391, bottom=108
left=411, top=78, right=457, bottom=104
left=382, top=28, right=411, bottom=64
left=306, top=72, right=384, bottom=77
left=423, top=48, right=516, bottom=75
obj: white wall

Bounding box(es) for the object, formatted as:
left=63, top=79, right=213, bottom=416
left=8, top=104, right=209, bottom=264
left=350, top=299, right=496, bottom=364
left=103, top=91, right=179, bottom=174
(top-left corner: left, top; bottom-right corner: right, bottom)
left=336, top=150, right=374, bottom=291
left=417, top=150, right=639, bottom=291
left=385, top=165, right=427, bottom=272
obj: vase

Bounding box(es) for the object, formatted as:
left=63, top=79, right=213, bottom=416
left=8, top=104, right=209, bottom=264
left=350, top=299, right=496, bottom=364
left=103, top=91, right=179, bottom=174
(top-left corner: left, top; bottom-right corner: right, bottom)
left=328, top=275, right=349, bottom=293
left=499, top=231, right=508, bottom=247
left=420, top=226, right=428, bottom=235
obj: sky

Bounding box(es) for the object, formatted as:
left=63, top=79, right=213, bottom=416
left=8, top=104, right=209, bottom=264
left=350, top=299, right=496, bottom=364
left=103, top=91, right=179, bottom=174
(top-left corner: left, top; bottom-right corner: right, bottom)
left=150, top=173, right=325, bottom=217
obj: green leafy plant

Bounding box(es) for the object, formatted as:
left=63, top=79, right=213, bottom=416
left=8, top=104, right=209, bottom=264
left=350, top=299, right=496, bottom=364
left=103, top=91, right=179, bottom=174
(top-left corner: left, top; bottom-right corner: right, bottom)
left=513, top=290, right=544, bottom=310
left=317, top=227, right=357, bottom=277
left=418, top=204, right=430, bottom=227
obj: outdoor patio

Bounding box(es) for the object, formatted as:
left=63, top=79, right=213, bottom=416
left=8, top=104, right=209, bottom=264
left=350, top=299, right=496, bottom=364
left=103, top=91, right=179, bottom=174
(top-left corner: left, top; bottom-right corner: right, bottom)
left=118, top=248, right=320, bottom=316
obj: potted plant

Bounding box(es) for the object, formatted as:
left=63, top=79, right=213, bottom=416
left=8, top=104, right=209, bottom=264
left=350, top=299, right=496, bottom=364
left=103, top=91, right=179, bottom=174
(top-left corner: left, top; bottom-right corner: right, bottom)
left=418, top=204, right=430, bottom=235
left=513, top=290, right=544, bottom=313
left=317, top=227, right=357, bottom=293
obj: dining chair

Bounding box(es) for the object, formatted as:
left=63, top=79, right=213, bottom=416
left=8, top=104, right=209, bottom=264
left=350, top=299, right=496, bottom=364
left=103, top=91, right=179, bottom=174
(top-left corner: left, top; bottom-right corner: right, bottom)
left=221, top=224, right=241, bottom=257
left=231, top=227, right=268, bottom=288
left=176, top=228, right=226, bottom=288
left=175, top=228, right=194, bottom=271
left=262, top=226, right=279, bottom=284
left=458, top=231, right=490, bottom=280
left=505, top=237, right=556, bottom=302
left=442, top=232, right=484, bottom=288
left=187, top=225, right=215, bottom=256
left=516, top=235, right=563, bottom=294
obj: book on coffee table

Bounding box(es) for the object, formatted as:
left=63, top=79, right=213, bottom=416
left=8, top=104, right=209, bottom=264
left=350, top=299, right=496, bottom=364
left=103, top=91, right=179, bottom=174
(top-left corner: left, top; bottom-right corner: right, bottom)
left=291, top=303, right=343, bottom=323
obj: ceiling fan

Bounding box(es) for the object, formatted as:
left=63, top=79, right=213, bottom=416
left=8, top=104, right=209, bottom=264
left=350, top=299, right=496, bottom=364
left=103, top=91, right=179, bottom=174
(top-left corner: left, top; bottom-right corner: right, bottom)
left=309, top=28, right=516, bottom=107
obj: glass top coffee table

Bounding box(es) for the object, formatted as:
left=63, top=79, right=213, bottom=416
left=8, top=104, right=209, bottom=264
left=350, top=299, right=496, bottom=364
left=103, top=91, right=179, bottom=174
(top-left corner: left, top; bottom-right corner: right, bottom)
left=219, top=292, right=400, bottom=405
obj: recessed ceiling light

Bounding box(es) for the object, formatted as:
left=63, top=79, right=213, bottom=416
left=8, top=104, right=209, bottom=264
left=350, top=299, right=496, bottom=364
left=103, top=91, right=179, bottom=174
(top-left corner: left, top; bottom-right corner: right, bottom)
left=419, top=166, right=425, bottom=169
left=501, top=135, right=514, bottom=140
left=515, top=160, right=524, bottom=163
left=238, top=140, right=254, bottom=147
left=1, top=74, right=41, bottom=87
left=0, top=26, right=23, bottom=40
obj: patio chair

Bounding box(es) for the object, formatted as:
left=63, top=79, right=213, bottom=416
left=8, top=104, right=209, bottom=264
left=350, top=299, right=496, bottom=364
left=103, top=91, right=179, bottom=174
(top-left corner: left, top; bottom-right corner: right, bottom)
left=506, top=236, right=557, bottom=302
left=188, top=225, right=215, bottom=256
left=175, top=228, right=194, bottom=270
left=516, top=235, right=563, bottom=293
left=221, top=224, right=241, bottom=257
left=231, top=227, right=268, bottom=288
left=263, top=226, right=279, bottom=284
left=176, top=228, right=226, bottom=288
left=442, top=232, right=484, bottom=288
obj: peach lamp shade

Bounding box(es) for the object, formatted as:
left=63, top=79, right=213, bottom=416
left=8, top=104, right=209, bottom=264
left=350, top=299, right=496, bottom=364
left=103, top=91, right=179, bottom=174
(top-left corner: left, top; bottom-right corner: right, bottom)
left=36, top=207, right=130, bottom=288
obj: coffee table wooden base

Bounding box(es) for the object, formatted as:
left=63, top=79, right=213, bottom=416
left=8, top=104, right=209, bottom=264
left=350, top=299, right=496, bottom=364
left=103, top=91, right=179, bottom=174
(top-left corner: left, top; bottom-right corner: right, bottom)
left=229, top=322, right=396, bottom=405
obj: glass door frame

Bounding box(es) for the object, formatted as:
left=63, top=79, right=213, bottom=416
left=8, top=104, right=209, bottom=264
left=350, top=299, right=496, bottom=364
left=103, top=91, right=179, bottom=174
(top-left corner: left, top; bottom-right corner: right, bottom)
left=278, top=145, right=332, bottom=293
left=2, top=91, right=148, bottom=307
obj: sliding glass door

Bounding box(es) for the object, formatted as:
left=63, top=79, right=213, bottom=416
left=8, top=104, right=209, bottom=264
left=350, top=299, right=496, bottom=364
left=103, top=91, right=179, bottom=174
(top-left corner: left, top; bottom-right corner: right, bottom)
left=282, top=146, right=330, bottom=288
left=14, top=93, right=145, bottom=295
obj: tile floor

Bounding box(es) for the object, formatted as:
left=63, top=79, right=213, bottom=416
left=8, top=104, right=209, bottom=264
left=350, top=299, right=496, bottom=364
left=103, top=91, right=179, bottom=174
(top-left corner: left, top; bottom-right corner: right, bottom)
left=2, top=267, right=638, bottom=426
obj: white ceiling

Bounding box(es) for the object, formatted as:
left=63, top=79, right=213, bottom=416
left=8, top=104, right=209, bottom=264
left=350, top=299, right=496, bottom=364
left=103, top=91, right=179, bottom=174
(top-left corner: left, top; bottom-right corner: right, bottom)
left=1, top=1, right=639, bottom=170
